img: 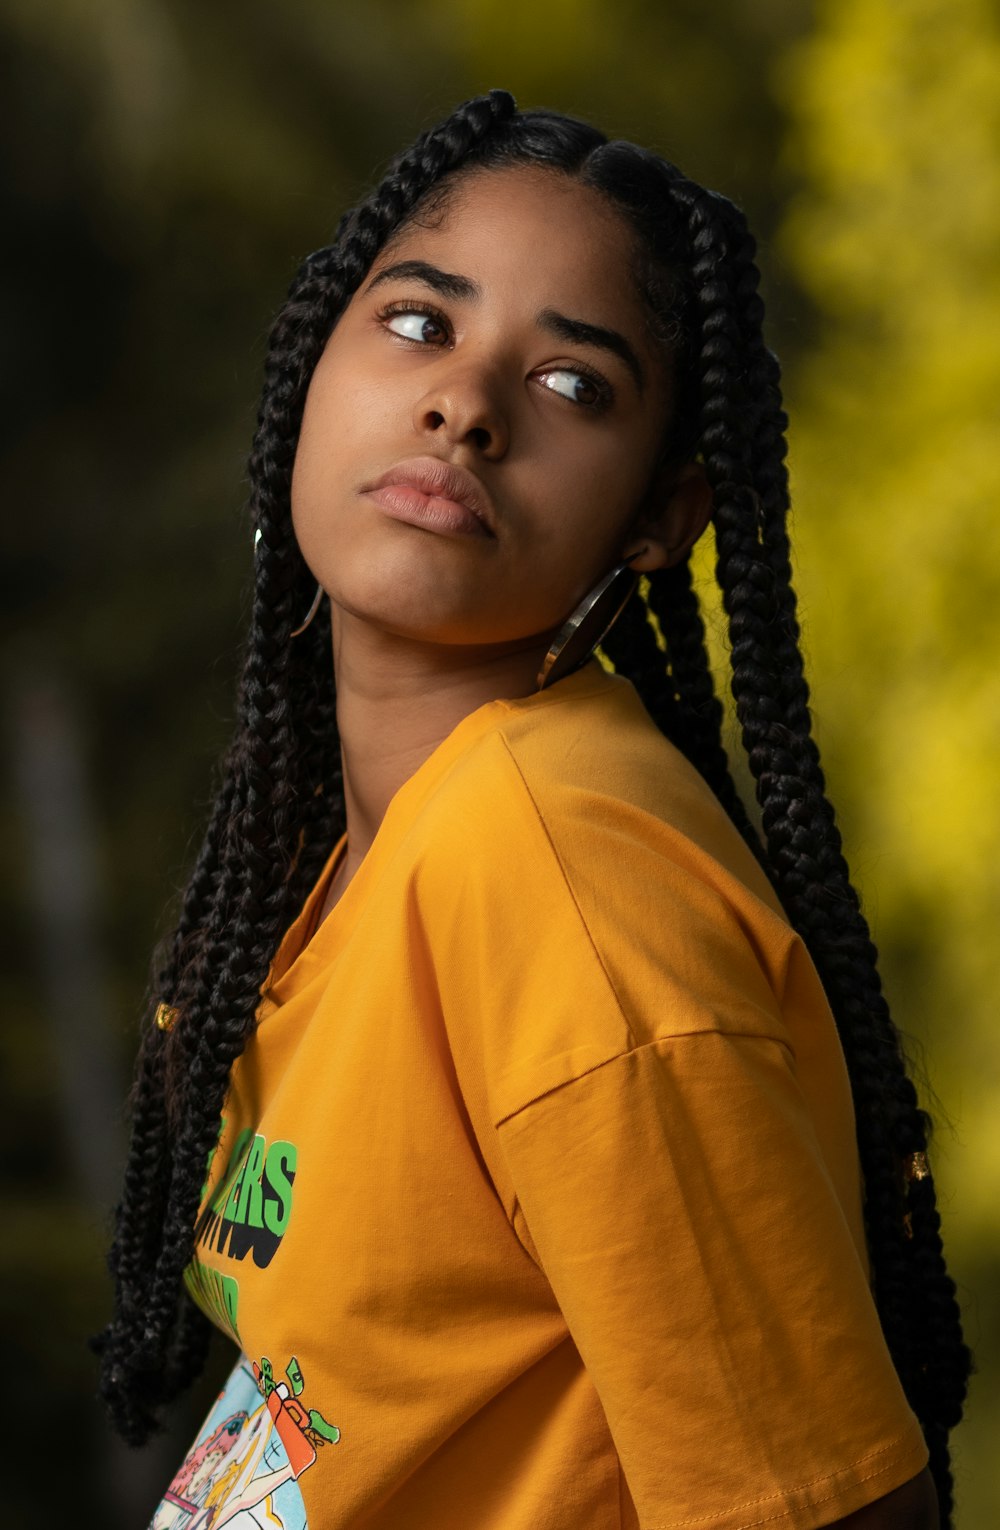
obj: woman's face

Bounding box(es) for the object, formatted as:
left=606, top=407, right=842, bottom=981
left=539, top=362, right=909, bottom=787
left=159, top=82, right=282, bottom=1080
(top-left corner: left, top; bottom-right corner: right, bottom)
left=291, top=164, right=690, bottom=660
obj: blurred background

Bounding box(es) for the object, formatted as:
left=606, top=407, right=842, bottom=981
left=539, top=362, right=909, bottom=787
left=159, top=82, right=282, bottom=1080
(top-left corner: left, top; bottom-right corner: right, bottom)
left=1, top=0, right=997, bottom=1524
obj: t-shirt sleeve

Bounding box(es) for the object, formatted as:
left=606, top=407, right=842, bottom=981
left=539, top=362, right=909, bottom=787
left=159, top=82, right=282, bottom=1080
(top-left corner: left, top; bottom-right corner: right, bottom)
left=421, top=728, right=928, bottom=1526
left=495, top=1030, right=929, bottom=1530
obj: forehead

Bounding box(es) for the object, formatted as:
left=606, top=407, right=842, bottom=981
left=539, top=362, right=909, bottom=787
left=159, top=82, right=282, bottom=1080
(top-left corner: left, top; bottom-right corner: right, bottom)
left=370, top=165, right=647, bottom=327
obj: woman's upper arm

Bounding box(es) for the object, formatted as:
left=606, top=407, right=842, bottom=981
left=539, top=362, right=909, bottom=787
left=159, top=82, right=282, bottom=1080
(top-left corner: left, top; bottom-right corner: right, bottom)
left=427, top=753, right=932, bottom=1527
left=823, top=1466, right=938, bottom=1530
left=495, top=1033, right=930, bottom=1530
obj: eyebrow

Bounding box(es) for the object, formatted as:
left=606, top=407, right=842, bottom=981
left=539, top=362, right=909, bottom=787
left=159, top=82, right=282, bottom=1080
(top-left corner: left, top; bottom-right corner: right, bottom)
left=364, top=259, right=646, bottom=393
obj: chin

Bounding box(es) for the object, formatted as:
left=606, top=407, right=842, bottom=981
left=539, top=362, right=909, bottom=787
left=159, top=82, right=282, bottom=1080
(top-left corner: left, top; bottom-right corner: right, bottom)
left=333, top=589, right=546, bottom=651
left=330, top=548, right=471, bottom=632
left=322, top=542, right=566, bottom=651
left=326, top=581, right=474, bottom=645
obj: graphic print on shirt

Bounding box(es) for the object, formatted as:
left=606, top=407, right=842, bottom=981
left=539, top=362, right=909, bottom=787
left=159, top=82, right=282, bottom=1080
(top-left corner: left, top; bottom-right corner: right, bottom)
left=150, top=1353, right=341, bottom=1530
left=184, top=1260, right=242, bottom=1348
left=196, top=1126, right=298, bottom=1266
left=184, top=1123, right=300, bottom=1347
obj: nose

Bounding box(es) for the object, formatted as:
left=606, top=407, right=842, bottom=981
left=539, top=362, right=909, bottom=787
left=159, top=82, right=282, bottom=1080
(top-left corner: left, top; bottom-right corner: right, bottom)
left=412, top=358, right=510, bottom=459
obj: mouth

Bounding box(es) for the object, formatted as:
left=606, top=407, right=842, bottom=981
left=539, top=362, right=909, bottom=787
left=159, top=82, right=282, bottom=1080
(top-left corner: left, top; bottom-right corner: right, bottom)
left=361, top=456, right=497, bottom=539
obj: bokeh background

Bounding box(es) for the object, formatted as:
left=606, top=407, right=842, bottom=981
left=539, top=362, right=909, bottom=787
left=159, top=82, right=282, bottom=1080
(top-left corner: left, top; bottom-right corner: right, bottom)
left=2, top=1, right=997, bottom=1525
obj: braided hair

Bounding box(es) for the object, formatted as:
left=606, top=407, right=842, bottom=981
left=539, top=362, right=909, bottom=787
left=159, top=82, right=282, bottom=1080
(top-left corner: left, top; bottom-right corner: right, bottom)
left=96, top=88, right=971, bottom=1522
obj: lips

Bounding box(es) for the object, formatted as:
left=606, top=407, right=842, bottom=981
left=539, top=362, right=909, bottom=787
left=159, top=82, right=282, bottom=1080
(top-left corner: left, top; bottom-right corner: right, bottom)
left=363, top=457, right=496, bottom=537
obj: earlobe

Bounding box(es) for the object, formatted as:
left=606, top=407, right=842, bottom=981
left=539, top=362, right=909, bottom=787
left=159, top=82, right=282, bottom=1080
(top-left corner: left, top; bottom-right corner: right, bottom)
left=621, top=460, right=714, bottom=572
left=671, top=461, right=714, bottom=557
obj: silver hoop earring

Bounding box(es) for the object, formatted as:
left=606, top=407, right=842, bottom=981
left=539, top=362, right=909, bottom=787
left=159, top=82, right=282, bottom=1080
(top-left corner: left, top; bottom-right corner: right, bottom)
left=290, top=582, right=324, bottom=638
left=536, top=551, right=645, bottom=691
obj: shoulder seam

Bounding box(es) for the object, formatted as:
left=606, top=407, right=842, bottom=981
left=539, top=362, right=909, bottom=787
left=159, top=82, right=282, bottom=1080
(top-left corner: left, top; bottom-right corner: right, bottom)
left=494, top=1024, right=797, bottom=1130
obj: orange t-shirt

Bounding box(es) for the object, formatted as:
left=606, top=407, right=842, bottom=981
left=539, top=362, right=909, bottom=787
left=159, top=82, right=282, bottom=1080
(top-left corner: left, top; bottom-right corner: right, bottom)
left=156, top=656, right=928, bottom=1530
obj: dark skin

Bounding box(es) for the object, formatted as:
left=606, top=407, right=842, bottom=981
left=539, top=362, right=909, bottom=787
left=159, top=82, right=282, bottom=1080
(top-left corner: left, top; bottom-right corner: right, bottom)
left=290, top=165, right=937, bottom=1527
left=291, top=165, right=710, bottom=909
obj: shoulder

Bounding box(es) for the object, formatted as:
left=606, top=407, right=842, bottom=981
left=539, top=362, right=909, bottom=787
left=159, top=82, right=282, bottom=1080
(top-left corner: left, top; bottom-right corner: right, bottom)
left=506, top=667, right=785, bottom=916
left=413, top=663, right=803, bottom=1049
left=428, top=661, right=780, bottom=908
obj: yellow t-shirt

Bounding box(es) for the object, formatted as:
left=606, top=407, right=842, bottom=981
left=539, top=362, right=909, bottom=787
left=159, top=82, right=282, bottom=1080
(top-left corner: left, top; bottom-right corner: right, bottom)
left=156, top=656, right=928, bottom=1530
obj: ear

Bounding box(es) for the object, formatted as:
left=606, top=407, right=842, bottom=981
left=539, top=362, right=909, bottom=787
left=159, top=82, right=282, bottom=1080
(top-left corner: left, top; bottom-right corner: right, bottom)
left=619, top=460, right=714, bottom=573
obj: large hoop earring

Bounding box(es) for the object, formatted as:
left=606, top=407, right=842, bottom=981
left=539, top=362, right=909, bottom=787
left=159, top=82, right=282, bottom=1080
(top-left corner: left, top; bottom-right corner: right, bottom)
left=254, top=529, right=325, bottom=639
left=536, top=550, right=645, bottom=691
left=290, top=583, right=324, bottom=638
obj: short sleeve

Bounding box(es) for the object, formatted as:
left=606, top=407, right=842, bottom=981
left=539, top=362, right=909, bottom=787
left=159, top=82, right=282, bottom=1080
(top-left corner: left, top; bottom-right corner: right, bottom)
left=495, top=1031, right=929, bottom=1530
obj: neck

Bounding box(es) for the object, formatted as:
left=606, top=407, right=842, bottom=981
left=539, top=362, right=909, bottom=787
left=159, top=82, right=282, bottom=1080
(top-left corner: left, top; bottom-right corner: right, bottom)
left=329, top=606, right=555, bottom=871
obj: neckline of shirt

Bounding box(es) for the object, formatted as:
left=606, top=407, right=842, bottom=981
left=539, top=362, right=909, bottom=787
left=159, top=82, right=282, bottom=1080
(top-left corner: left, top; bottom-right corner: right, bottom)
left=259, top=657, right=627, bottom=1010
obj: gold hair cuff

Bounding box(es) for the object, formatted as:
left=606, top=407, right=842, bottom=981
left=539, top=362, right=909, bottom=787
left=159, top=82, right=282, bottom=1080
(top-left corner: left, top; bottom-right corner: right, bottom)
left=904, top=1151, right=930, bottom=1182
left=154, top=1002, right=180, bottom=1033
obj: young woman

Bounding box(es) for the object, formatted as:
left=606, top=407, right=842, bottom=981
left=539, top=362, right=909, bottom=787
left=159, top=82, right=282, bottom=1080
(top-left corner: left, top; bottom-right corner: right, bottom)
left=96, top=90, right=971, bottom=1530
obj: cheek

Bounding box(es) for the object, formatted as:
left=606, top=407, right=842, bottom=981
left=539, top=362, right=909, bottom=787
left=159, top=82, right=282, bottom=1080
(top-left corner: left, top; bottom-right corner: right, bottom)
left=533, top=436, right=652, bottom=566
left=291, top=367, right=398, bottom=548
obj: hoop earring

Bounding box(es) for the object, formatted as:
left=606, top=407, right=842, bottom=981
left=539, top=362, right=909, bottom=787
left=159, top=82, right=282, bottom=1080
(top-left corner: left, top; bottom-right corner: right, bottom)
left=536, top=550, right=645, bottom=691
left=290, top=583, right=324, bottom=638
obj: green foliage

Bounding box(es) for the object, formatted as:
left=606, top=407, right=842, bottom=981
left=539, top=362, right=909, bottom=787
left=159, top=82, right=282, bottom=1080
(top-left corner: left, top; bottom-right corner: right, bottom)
left=774, top=2, right=1000, bottom=1519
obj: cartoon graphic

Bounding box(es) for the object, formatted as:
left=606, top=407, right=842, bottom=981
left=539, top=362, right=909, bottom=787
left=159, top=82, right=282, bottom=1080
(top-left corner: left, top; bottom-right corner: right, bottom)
left=150, top=1353, right=340, bottom=1529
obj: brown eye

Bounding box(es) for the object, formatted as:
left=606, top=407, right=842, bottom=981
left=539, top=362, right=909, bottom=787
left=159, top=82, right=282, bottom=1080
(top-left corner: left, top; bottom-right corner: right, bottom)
left=536, top=366, right=612, bottom=412
left=384, top=309, right=448, bottom=344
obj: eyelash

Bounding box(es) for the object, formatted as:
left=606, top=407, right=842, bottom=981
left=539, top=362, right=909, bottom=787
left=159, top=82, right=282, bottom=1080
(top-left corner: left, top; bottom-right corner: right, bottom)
left=374, top=299, right=616, bottom=414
